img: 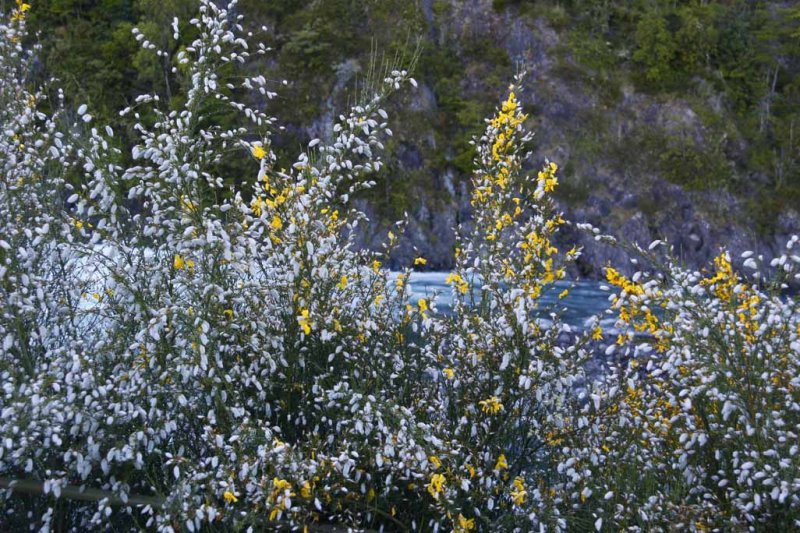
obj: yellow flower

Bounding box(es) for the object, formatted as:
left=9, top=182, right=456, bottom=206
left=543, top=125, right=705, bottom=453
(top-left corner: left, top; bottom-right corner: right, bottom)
left=491, top=132, right=509, bottom=161
left=445, top=272, right=469, bottom=295
left=271, top=477, right=294, bottom=497
left=442, top=368, right=454, bottom=380
left=271, top=215, right=282, bottom=231
left=591, top=326, right=603, bottom=341
left=695, top=521, right=710, bottom=532
left=479, top=396, right=503, bottom=415
left=702, top=252, right=737, bottom=300
left=223, top=490, right=238, bottom=504
left=300, top=481, right=312, bottom=499
left=223, top=309, right=234, bottom=319
left=465, top=463, right=476, bottom=478
left=418, top=298, right=428, bottom=313
left=337, top=275, right=347, bottom=290
left=502, top=90, right=518, bottom=113
left=180, top=195, right=198, bottom=213
left=173, top=254, right=185, bottom=270
left=268, top=475, right=293, bottom=522
left=558, top=289, right=569, bottom=299
left=252, top=144, right=267, bottom=160
left=251, top=196, right=266, bottom=217
left=510, top=476, right=527, bottom=506
left=298, top=309, right=312, bottom=335
left=455, top=514, right=475, bottom=532
left=429, top=455, right=442, bottom=469
left=495, top=454, right=508, bottom=471
left=414, top=257, right=427, bottom=266
left=537, top=161, right=559, bottom=193
left=11, top=0, right=30, bottom=20
left=371, top=259, right=382, bottom=273
left=544, top=430, right=564, bottom=446
left=605, top=267, right=644, bottom=297
left=426, top=473, right=445, bottom=499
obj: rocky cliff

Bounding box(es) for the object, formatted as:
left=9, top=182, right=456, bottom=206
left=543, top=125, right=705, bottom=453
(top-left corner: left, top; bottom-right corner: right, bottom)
left=28, top=0, right=800, bottom=276
left=315, top=0, right=795, bottom=276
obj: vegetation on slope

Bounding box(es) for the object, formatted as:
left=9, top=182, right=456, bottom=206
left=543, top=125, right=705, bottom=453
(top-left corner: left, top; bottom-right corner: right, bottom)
left=25, top=1, right=800, bottom=230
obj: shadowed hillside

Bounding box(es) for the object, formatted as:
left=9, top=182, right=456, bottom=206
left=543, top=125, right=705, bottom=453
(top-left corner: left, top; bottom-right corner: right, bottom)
left=27, top=0, right=800, bottom=274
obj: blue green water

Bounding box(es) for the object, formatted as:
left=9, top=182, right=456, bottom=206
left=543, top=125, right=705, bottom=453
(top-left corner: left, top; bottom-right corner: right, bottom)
left=402, top=272, right=614, bottom=330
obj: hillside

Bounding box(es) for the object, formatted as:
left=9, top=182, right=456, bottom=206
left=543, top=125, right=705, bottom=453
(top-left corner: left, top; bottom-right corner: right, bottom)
left=27, top=0, right=800, bottom=274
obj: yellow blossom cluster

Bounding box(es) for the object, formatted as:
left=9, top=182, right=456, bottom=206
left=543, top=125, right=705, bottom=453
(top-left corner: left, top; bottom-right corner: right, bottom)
left=606, top=266, right=665, bottom=347
left=11, top=0, right=31, bottom=23
left=454, top=514, right=475, bottom=532
left=298, top=309, right=312, bottom=334
left=702, top=252, right=736, bottom=300
left=510, top=476, right=527, bottom=506
left=536, top=161, right=559, bottom=197
left=490, top=90, right=527, bottom=162
left=427, top=472, right=445, bottom=499
left=173, top=254, right=195, bottom=272
left=269, top=478, right=294, bottom=521
left=479, top=396, right=504, bottom=414
left=445, top=272, right=469, bottom=295
left=251, top=144, right=267, bottom=160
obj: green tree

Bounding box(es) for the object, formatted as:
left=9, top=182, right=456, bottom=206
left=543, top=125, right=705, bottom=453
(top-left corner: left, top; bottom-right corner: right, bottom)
left=633, top=11, right=677, bottom=87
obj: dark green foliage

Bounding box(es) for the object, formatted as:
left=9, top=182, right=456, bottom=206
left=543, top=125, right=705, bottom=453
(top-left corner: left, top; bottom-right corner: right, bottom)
left=632, top=11, right=677, bottom=87
left=22, top=0, right=800, bottom=227
left=657, top=138, right=730, bottom=191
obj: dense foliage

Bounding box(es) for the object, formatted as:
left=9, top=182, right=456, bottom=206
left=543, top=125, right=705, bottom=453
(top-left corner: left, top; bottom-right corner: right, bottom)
left=22, top=0, right=800, bottom=232
left=2, top=1, right=800, bottom=531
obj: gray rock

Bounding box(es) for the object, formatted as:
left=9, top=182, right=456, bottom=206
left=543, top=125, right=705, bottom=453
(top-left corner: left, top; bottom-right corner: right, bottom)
left=322, top=1, right=800, bottom=277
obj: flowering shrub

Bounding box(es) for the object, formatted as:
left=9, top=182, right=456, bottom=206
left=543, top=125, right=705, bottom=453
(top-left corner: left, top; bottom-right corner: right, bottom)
left=1, top=1, right=799, bottom=531
left=577, top=245, right=800, bottom=531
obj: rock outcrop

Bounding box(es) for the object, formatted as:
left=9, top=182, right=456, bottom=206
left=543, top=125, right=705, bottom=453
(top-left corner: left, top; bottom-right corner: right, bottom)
left=315, top=1, right=799, bottom=276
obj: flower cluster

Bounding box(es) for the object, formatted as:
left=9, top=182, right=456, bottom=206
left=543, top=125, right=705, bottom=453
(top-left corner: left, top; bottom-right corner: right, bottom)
left=577, top=244, right=800, bottom=530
